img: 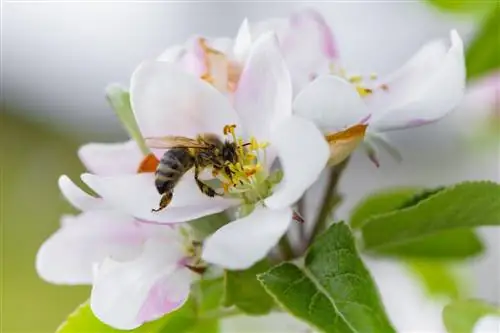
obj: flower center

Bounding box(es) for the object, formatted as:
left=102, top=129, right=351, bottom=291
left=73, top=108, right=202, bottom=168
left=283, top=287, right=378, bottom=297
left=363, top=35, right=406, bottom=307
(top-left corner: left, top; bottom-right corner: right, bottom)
left=198, top=38, right=242, bottom=92
left=180, top=229, right=207, bottom=274
left=219, top=124, right=281, bottom=208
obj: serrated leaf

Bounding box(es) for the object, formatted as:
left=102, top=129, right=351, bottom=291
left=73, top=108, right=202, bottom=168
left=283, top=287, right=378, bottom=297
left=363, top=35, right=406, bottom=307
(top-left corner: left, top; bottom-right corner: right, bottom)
left=443, top=299, right=500, bottom=333
left=375, top=228, right=484, bottom=259
left=351, top=188, right=484, bottom=259
left=466, top=7, right=500, bottom=80
left=350, top=187, right=421, bottom=229
left=259, top=223, right=395, bottom=333
left=360, top=182, right=500, bottom=251
left=224, top=260, right=274, bottom=315
left=106, top=84, right=149, bottom=155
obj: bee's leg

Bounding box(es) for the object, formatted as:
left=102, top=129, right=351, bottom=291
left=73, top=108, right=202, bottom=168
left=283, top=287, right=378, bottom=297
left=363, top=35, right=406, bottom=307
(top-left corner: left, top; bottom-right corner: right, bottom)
left=194, top=165, right=221, bottom=197
left=151, top=191, right=173, bottom=212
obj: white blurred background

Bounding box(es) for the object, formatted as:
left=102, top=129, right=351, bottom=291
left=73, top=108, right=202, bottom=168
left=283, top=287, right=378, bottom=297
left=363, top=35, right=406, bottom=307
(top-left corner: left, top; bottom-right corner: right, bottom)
left=2, top=1, right=498, bottom=332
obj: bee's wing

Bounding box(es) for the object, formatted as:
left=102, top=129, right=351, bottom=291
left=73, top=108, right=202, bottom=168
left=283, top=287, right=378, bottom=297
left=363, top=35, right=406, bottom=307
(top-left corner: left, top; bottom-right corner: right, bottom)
left=145, top=136, right=211, bottom=149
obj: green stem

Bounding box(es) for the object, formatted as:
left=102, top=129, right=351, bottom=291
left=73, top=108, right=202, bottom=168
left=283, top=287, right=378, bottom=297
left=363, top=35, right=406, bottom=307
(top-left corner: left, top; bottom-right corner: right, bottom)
left=278, top=234, right=295, bottom=261
left=308, top=158, right=350, bottom=245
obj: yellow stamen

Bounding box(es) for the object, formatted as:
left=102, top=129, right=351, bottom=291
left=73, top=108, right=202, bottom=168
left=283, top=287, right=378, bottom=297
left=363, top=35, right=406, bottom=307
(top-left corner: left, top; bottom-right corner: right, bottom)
left=325, top=124, right=368, bottom=143
left=349, top=75, right=363, bottom=84
left=356, top=86, right=373, bottom=97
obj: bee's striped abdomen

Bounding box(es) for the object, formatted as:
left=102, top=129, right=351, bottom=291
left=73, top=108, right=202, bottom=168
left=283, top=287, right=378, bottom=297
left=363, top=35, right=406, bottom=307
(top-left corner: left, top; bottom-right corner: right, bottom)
left=155, top=148, right=194, bottom=194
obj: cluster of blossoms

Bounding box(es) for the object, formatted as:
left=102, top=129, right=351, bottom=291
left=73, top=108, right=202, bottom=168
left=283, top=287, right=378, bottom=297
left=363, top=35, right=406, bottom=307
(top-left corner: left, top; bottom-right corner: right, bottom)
left=37, top=8, right=466, bottom=330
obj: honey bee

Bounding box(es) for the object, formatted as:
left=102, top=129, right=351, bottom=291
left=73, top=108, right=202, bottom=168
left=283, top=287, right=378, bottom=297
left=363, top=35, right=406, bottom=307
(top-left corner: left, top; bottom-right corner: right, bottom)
left=145, top=134, right=240, bottom=212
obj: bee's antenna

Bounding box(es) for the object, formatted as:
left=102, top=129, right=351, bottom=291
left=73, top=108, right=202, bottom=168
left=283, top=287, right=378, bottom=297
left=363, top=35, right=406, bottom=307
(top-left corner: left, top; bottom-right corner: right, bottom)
left=239, top=143, right=251, bottom=148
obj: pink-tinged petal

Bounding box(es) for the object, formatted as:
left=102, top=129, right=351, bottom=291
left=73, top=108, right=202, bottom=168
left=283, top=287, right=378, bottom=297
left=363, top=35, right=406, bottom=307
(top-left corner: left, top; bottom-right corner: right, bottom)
left=136, top=268, right=192, bottom=324
left=265, top=116, right=329, bottom=210
left=81, top=173, right=236, bottom=224
left=78, top=140, right=143, bottom=176
left=474, top=316, right=500, bottom=333
left=293, top=75, right=370, bottom=133
left=202, top=206, right=292, bottom=270
left=281, top=8, right=337, bottom=91
left=58, top=175, right=106, bottom=211
left=370, top=30, right=465, bottom=132
left=90, top=237, right=190, bottom=330
left=233, top=18, right=252, bottom=61
left=36, top=210, right=151, bottom=285
left=287, top=8, right=337, bottom=60
left=130, top=61, right=240, bottom=139
left=234, top=32, right=292, bottom=141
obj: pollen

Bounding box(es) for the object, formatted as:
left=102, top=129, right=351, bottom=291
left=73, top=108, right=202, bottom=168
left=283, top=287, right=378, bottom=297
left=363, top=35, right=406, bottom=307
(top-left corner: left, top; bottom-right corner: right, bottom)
left=137, top=153, right=160, bottom=173
left=219, top=124, right=269, bottom=196
left=356, top=86, right=373, bottom=97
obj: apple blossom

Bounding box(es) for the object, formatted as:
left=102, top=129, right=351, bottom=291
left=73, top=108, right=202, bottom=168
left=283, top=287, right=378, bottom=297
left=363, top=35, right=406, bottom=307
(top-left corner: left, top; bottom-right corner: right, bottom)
left=157, top=8, right=337, bottom=95
left=294, top=26, right=465, bottom=165
left=37, top=209, right=201, bottom=330
left=38, top=143, right=204, bottom=330
left=76, top=33, right=329, bottom=270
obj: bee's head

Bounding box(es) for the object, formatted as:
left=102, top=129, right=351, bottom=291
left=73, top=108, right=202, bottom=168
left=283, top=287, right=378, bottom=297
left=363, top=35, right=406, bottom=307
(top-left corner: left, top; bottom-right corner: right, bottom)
left=221, top=142, right=238, bottom=164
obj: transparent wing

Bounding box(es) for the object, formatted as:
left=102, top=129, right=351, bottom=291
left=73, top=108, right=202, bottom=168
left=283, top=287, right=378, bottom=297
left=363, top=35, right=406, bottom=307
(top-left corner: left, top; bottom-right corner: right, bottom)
left=144, top=136, right=210, bottom=149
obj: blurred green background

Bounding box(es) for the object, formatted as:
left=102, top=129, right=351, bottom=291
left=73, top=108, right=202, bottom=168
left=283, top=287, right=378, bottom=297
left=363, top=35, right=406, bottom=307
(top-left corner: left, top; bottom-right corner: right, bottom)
left=2, top=112, right=90, bottom=332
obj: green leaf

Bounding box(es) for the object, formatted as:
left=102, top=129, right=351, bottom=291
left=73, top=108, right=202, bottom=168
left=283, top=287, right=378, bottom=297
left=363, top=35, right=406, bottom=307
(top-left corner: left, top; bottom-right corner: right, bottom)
left=375, top=228, right=484, bottom=259
left=351, top=188, right=484, bottom=259
left=426, top=0, right=495, bottom=15
left=360, top=181, right=500, bottom=251
left=466, top=8, right=500, bottom=80
left=106, top=84, right=149, bottom=155
left=259, top=222, right=396, bottom=333
left=407, top=260, right=467, bottom=300
left=443, top=299, right=500, bottom=333
left=350, top=187, right=421, bottom=229
left=224, top=260, right=274, bottom=315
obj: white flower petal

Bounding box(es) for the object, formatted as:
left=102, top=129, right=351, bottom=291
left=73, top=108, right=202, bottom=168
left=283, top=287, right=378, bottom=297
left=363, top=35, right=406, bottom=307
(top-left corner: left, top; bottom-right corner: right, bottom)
left=91, top=237, right=190, bottom=330
left=202, top=206, right=292, bottom=270
left=265, top=116, right=329, bottom=210
left=78, top=140, right=143, bottom=176
left=234, top=32, right=292, bottom=141
left=370, top=30, right=465, bottom=132
left=474, top=316, right=500, bottom=333
left=58, top=175, right=106, bottom=211
left=293, top=75, right=371, bottom=133
left=233, top=18, right=252, bottom=61
left=157, top=44, right=185, bottom=62
left=36, top=210, right=149, bottom=285
left=81, top=173, right=235, bottom=223
left=130, top=61, right=240, bottom=138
